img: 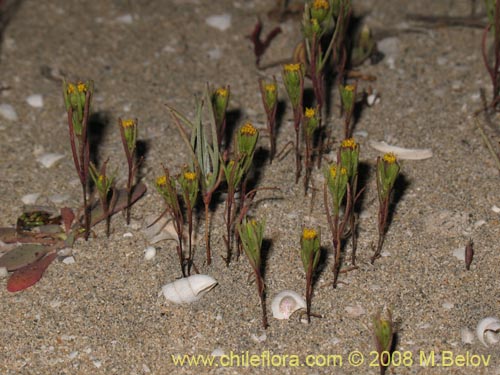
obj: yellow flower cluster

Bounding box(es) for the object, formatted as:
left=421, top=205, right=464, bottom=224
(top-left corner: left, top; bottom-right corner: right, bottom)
left=121, top=119, right=135, bottom=128
left=329, top=165, right=347, bottom=178
left=156, top=175, right=167, bottom=186
left=383, top=152, right=397, bottom=164
left=344, top=84, right=355, bottom=92
left=215, top=87, right=228, bottom=97
left=183, top=171, right=197, bottom=181
left=302, top=228, right=318, bottom=240
left=312, top=0, right=329, bottom=10
left=284, top=63, right=301, bottom=72
left=77, top=82, right=87, bottom=93
left=305, top=107, right=316, bottom=118
left=264, top=83, right=277, bottom=93
left=240, top=122, right=257, bottom=136
left=341, top=138, right=357, bottom=149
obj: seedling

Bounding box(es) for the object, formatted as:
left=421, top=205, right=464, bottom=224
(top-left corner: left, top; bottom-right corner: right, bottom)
left=372, top=153, right=400, bottom=264
left=210, top=86, right=230, bottom=147
left=300, top=227, right=321, bottom=323
left=155, top=168, right=189, bottom=277
left=258, top=77, right=278, bottom=163
left=118, top=118, right=142, bottom=225
left=339, top=84, right=357, bottom=138
left=372, top=308, right=394, bottom=375
left=168, top=85, right=223, bottom=265
left=222, top=122, right=259, bottom=264
left=238, top=218, right=268, bottom=329
left=89, top=161, right=115, bottom=238
left=178, top=168, right=199, bottom=272
left=62, top=79, right=93, bottom=240
left=303, top=106, right=320, bottom=193
left=247, top=19, right=282, bottom=68
left=281, top=63, right=304, bottom=183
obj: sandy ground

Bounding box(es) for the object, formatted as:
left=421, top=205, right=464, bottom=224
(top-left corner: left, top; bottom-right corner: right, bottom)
left=1, top=0, right=500, bottom=374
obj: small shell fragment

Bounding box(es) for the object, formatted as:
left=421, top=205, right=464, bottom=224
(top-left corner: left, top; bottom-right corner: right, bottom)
left=271, top=290, right=306, bottom=320
left=0, top=103, right=18, bottom=121
left=368, top=140, right=433, bottom=160
left=160, top=275, right=218, bottom=304
left=491, top=205, right=500, bottom=213
left=36, top=153, right=65, bottom=168
left=476, top=317, right=500, bottom=347
left=461, top=327, right=474, bottom=344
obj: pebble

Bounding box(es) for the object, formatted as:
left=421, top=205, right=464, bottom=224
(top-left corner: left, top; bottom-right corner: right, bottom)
left=49, top=194, right=69, bottom=204
left=123, top=232, right=133, bottom=238
left=116, top=14, right=133, bottom=24
left=461, top=327, right=474, bottom=344
left=36, top=153, right=65, bottom=168
left=345, top=304, right=366, bottom=317
left=62, top=256, right=76, bottom=265
left=251, top=333, right=267, bottom=343
left=26, top=94, right=43, bottom=108
left=68, top=351, right=78, bottom=359
left=144, top=246, right=156, bottom=260
left=442, top=302, right=454, bottom=309
left=492, top=205, right=500, bottom=213
left=205, top=14, right=231, bottom=31
left=211, top=348, right=225, bottom=357
left=21, top=193, right=40, bottom=205
left=452, top=247, right=465, bottom=261
left=0, top=103, right=18, bottom=121
left=207, top=47, right=222, bottom=60
left=0, top=267, right=8, bottom=278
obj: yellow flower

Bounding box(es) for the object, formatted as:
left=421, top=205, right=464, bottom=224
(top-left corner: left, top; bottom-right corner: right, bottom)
left=67, top=83, right=76, bottom=94
left=344, top=84, right=355, bottom=92
left=302, top=228, right=317, bottom=240
left=215, top=87, right=228, bottom=97
left=121, top=119, right=135, bottom=128
left=264, top=83, right=277, bottom=93
left=156, top=175, right=167, bottom=186
left=341, top=138, right=357, bottom=149
left=98, top=175, right=104, bottom=183
left=312, top=0, right=329, bottom=9
left=383, top=152, right=397, bottom=164
left=305, top=107, right=316, bottom=118
left=183, top=171, right=197, bottom=181
left=77, top=82, right=87, bottom=93
left=329, top=165, right=337, bottom=178
left=284, top=63, right=301, bottom=72
left=240, top=122, right=257, bottom=136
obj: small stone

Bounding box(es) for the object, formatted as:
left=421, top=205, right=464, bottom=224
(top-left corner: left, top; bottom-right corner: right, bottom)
left=461, top=327, right=474, bottom=344
left=492, top=205, right=500, bottom=213
left=49, top=194, right=69, bottom=204
left=442, top=302, right=454, bottom=309
left=123, top=232, right=133, bottom=238
left=62, top=256, right=75, bottom=265
left=345, top=304, right=366, bottom=317
left=116, top=14, right=133, bottom=24
left=0, top=267, right=8, bottom=278
left=92, top=360, right=102, bottom=368
left=68, top=351, right=78, bottom=359
left=205, top=14, right=231, bottom=31
left=144, top=246, right=156, bottom=260
left=21, top=193, right=40, bottom=205
left=0, top=103, right=18, bottom=121
left=251, top=333, right=267, bottom=343
left=211, top=348, right=225, bottom=357
left=452, top=247, right=465, bottom=261
left=26, top=94, right=43, bottom=108
left=36, top=153, right=65, bottom=168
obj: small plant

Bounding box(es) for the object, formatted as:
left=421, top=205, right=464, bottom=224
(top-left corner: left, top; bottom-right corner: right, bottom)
left=372, top=153, right=400, bottom=264
left=89, top=161, right=115, bottom=238
left=222, top=122, right=259, bottom=264
left=177, top=168, right=199, bottom=272
left=303, top=106, right=320, bottom=192
left=281, top=63, right=304, bottom=183
left=339, top=83, right=357, bottom=138
left=168, top=86, right=223, bottom=265
left=118, top=118, right=141, bottom=225
left=155, top=169, right=189, bottom=277
left=210, top=86, right=230, bottom=147
left=372, top=308, right=394, bottom=375
left=300, top=227, right=321, bottom=323
left=238, top=218, right=268, bottom=329
left=258, top=77, right=278, bottom=163
left=62, top=79, right=93, bottom=240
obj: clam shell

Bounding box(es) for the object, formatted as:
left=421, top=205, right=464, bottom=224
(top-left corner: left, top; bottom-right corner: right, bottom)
left=368, top=140, right=433, bottom=160
left=476, top=317, right=500, bottom=347
left=271, top=290, right=306, bottom=320
left=160, top=275, right=217, bottom=304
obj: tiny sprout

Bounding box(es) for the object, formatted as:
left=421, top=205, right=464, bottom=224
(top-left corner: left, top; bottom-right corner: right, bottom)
left=300, top=227, right=321, bottom=323
left=372, top=308, right=394, bottom=375
left=89, top=161, right=115, bottom=238
left=259, top=77, right=278, bottom=163
left=372, top=153, right=400, bottom=264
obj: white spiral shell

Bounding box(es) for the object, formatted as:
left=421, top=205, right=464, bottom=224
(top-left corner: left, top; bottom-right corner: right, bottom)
left=160, top=275, right=217, bottom=304
left=476, top=317, right=500, bottom=347
left=271, top=290, right=306, bottom=320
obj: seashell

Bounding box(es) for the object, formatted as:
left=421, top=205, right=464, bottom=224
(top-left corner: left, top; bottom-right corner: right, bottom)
left=21, top=193, right=40, bottom=205
left=368, top=140, right=433, bottom=160
left=205, top=14, right=231, bottom=31
left=26, top=94, right=44, bottom=108
left=476, top=317, right=500, bottom=347
left=271, top=290, right=307, bottom=320
left=160, top=275, right=217, bottom=304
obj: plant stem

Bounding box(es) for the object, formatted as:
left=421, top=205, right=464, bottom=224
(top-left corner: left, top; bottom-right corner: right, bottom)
left=204, top=195, right=211, bottom=265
